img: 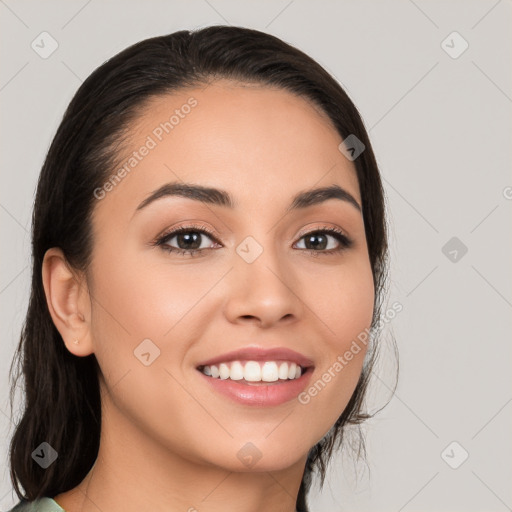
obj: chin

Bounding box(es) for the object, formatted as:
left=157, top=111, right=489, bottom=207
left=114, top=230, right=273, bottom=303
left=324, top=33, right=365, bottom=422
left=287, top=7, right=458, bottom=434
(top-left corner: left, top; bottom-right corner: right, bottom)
left=210, top=437, right=312, bottom=474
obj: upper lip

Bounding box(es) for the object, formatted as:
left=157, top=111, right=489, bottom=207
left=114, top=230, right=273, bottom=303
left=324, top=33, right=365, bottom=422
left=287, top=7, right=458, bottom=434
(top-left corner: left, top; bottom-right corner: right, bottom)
left=196, top=347, right=314, bottom=369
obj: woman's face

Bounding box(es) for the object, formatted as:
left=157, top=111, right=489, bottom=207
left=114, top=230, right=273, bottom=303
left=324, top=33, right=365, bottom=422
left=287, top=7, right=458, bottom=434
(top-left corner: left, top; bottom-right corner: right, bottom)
left=85, top=80, right=374, bottom=472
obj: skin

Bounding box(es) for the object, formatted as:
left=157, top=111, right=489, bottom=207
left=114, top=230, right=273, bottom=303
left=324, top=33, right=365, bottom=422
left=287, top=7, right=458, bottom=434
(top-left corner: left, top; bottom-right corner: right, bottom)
left=43, top=79, right=375, bottom=512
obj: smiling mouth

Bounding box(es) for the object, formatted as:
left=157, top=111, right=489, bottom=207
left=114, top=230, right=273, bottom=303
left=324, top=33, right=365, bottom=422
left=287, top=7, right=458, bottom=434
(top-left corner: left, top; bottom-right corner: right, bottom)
left=196, top=358, right=315, bottom=406
left=196, top=360, right=311, bottom=384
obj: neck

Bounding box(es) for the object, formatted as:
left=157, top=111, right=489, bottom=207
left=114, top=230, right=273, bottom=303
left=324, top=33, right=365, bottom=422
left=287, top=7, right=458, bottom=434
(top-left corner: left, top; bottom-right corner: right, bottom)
left=54, top=390, right=306, bottom=512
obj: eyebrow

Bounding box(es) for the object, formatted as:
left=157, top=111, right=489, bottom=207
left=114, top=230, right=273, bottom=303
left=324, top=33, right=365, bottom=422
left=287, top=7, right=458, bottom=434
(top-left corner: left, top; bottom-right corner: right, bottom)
left=134, top=182, right=362, bottom=215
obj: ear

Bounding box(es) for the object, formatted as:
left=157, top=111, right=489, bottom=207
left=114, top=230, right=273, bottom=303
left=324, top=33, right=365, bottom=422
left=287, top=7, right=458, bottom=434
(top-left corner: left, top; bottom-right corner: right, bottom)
left=42, top=247, right=94, bottom=357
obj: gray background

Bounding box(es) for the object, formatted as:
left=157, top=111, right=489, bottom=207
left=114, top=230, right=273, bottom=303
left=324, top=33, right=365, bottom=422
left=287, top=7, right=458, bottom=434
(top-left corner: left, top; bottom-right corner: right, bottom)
left=1, top=1, right=511, bottom=510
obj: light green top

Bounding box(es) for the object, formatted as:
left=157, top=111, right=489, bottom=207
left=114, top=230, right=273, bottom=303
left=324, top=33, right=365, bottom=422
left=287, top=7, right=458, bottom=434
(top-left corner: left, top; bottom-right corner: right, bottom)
left=8, top=497, right=300, bottom=511
left=8, top=497, right=65, bottom=512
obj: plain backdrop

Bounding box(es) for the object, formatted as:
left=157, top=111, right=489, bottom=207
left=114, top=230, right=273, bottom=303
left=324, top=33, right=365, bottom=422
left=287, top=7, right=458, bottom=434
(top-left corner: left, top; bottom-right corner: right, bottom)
left=1, top=1, right=511, bottom=511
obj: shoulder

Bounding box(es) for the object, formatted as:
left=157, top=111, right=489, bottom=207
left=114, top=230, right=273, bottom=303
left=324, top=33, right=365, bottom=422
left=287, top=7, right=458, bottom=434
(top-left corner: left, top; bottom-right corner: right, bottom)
left=5, top=497, right=64, bottom=512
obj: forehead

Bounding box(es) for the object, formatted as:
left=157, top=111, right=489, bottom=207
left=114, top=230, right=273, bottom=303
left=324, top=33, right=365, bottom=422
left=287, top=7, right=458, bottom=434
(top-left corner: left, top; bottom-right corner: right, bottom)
left=92, top=80, right=360, bottom=224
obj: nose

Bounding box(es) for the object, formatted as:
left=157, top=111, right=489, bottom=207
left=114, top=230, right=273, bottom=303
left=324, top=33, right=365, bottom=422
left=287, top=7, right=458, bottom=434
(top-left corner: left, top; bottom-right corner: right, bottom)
left=222, top=240, right=304, bottom=328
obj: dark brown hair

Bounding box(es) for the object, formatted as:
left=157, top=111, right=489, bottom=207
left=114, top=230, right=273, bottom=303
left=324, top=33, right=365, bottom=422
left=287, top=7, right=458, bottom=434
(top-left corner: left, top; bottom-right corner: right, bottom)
left=8, top=25, right=392, bottom=512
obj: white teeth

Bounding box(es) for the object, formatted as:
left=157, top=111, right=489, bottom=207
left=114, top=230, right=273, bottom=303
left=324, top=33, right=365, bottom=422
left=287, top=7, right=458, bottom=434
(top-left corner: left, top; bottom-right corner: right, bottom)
left=219, top=363, right=230, bottom=380
left=287, top=362, right=297, bottom=379
left=229, top=361, right=244, bottom=380
left=244, top=361, right=261, bottom=382
left=200, top=360, right=305, bottom=382
left=261, top=361, right=279, bottom=382
left=278, top=362, right=289, bottom=380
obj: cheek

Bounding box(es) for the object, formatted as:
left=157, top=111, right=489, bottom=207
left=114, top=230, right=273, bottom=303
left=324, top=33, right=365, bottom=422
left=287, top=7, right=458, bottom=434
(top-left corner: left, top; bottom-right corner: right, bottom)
left=297, top=258, right=374, bottom=429
left=306, top=256, right=375, bottom=348
left=90, top=248, right=215, bottom=340
left=88, top=251, right=206, bottom=434
left=88, top=247, right=227, bottom=395
left=329, top=258, right=375, bottom=371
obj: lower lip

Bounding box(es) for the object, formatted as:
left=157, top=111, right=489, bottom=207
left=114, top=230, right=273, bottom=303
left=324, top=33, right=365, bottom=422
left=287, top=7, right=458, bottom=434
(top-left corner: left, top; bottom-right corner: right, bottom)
left=197, top=368, right=314, bottom=407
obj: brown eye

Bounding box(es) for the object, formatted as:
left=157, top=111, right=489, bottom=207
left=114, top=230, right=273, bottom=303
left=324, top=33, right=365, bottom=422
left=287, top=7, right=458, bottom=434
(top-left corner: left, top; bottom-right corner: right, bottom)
left=295, top=228, right=353, bottom=254
left=155, top=225, right=220, bottom=257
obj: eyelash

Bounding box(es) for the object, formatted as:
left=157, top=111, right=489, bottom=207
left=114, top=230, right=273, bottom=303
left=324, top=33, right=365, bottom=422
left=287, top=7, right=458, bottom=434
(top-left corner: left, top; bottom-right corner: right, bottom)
left=153, top=224, right=353, bottom=257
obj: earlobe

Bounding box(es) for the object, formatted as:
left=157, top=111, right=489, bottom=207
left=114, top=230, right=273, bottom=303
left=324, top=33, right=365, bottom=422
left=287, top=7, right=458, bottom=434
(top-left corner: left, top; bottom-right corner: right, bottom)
left=41, top=247, right=94, bottom=357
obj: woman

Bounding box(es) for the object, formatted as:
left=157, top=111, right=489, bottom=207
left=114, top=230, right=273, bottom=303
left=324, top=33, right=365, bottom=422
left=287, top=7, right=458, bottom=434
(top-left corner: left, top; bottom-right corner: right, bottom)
left=7, top=25, right=391, bottom=512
